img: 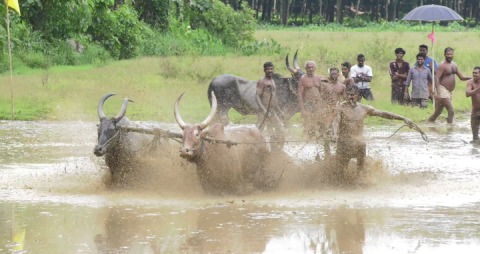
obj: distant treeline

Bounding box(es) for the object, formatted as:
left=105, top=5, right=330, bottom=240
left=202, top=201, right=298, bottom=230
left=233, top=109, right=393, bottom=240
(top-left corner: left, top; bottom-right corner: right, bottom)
left=0, top=0, right=478, bottom=73
left=239, top=0, right=479, bottom=26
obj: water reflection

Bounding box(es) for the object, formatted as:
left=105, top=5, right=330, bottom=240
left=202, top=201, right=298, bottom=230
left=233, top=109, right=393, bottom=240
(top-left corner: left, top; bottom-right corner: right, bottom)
left=1, top=120, right=480, bottom=253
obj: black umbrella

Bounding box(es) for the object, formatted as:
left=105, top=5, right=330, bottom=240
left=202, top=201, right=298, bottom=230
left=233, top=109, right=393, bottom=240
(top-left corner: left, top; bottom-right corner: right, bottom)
left=402, top=4, right=463, bottom=22
left=402, top=5, right=463, bottom=100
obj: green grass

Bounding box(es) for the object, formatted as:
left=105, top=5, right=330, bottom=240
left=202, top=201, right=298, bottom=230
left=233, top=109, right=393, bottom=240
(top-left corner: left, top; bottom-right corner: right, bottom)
left=1, top=31, right=478, bottom=125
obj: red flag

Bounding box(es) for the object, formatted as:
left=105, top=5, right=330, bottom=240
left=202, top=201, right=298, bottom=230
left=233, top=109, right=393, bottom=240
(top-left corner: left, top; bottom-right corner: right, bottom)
left=427, top=31, right=435, bottom=43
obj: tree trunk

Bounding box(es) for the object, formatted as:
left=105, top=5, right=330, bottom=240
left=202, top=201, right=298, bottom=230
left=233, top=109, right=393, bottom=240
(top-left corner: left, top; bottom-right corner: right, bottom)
left=301, top=0, right=307, bottom=24
left=384, top=0, right=388, bottom=21
left=355, top=0, right=361, bottom=19
left=326, top=0, right=335, bottom=23
left=336, top=0, right=343, bottom=23
left=392, top=0, right=397, bottom=20
left=319, top=0, right=323, bottom=24
left=306, top=0, right=313, bottom=24
left=280, top=0, right=291, bottom=25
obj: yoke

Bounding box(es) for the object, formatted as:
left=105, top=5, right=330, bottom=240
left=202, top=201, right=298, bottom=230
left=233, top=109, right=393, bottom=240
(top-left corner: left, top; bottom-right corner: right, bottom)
left=119, top=126, right=183, bottom=140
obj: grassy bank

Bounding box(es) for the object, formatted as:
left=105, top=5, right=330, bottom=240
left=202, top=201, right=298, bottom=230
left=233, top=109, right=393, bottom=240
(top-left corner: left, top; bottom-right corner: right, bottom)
left=1, top=31, right=478, bottom=124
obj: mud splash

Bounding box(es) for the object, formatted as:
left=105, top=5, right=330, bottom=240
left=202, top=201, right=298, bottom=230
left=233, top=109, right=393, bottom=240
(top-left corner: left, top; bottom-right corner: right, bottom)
left=1, top=120, right=480, bottom=253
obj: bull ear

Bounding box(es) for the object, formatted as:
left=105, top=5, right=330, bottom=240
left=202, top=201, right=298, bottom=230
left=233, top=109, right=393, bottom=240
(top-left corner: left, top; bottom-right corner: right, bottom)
left=97, top=93, right=115, bottom=119
left=199, top=91, right=217, bottom=129
left=174, top=92, right=188, bottom=130
left=114, top=98, right=129, bottom=121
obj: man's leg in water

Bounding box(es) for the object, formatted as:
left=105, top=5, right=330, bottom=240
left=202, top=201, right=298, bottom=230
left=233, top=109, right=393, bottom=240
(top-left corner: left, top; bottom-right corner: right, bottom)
left=471, top=110, right=480, bottom=141
left=443, top=98, right=455, bottom=124
left=356, top=142, right=367, bottom=171
left=428, top=99, right=445, bottom=122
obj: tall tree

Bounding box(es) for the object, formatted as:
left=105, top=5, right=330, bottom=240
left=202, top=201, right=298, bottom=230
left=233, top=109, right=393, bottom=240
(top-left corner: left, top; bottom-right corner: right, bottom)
left=280, top=0, right=291, bottom=25
left=336, top=0, right=344, bottom=23
left=306, top=0, right=313, bottom=23
left=319, top=0, right=324, bottom=24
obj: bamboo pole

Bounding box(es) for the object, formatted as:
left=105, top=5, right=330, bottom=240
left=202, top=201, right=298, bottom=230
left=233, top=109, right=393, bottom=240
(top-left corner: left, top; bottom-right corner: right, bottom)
left=6, top=3, right=15, bottom=121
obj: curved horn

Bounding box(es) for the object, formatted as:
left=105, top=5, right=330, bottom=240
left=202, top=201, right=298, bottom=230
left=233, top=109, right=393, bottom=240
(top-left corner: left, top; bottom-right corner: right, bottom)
left=285, top=53, right=296, bottom=74
left=174, top=92, right=187, bottom=130
left=97, top=93, right=115, bottom=119
left=199, top=91, right=217, bottom=130
left=293, top=50, right=300, bottom=70
left=114, top=98, right=129, bottom=121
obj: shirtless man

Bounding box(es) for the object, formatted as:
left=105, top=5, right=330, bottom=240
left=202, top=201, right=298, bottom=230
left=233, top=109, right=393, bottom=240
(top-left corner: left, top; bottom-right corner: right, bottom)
left=466, top=66, right=480, bottom=143
left=428, top=47, right=471, bottom=124
left=256, top=61, right=285, bottom=150
left=297, top=61, right=326, bottom=140
left=322, top=67, right=347, bottom=153
left=335, top=86, right=414, bottom=175
left=341, top=62, right=355, bottom=89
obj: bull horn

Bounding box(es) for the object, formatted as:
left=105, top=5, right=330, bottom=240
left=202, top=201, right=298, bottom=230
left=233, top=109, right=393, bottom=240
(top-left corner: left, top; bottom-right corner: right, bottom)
left=199, top=91, right=217, bottom=130
left=285, top=53, right=296, bottom=74
left=97, top=93, right=115, bottom=119
left=293, top=50, right=300, bottom=70
left=114, top=98, right=130, bottom=121
left=174, top=92, right=188, bottom=130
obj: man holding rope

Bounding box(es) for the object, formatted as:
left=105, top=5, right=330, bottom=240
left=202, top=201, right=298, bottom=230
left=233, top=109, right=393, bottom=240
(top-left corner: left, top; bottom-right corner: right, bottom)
left=256, top=61, right=285, bottom=151
left=335, top=86, right=415, bottom=176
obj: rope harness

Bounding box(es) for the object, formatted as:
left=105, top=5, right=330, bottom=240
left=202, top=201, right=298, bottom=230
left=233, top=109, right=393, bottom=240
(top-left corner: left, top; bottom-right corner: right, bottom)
left=96, top=128, right=121, bottom=150
left=118, top=122, right=428, bottom=148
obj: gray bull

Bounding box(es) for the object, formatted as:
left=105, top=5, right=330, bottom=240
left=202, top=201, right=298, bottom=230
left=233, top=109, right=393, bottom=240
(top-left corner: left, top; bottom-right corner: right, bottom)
left=93, top=94, right=159, bottom=187
left=174, top=92, right=280, bottom=194
left=207, top=52, right=304, bottom=125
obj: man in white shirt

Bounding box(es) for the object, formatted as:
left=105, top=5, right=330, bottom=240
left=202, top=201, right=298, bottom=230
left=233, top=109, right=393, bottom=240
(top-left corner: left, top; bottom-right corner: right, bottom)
left=350, top=54, right=374, bottom=101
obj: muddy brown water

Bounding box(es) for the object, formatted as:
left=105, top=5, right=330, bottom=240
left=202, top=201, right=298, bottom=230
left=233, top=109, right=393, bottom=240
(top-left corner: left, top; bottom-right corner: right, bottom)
left=1, top=120, right=479, bottom=253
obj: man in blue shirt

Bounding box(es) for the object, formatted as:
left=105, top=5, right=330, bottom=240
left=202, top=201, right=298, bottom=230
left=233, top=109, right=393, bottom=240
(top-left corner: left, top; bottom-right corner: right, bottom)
left=417, top=44, right=438, bottom=100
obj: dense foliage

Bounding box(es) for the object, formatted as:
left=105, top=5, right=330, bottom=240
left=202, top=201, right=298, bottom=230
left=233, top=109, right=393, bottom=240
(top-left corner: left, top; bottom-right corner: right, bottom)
left=0, top=0, right=260, bottom=73
left=1, top=0, right=479, bottom=74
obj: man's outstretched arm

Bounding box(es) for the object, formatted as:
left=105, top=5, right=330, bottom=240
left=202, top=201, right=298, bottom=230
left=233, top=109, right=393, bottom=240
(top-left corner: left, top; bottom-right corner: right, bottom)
left=365, top=105, right=413, bottom=125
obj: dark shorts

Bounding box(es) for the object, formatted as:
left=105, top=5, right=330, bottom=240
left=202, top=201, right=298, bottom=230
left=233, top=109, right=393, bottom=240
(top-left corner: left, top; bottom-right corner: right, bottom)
left=358, top=88, right=374, bottom=101
left=411, top=98, right=428, bottom=108
left=391, top=86, right=406, bottom=105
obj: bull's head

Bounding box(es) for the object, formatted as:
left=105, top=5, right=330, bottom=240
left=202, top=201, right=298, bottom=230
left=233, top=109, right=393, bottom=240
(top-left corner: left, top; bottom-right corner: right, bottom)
left=93, top=93, right=130, bottom=156
left=285, top=50, right=304, bottom=92
left=174, top=92, right=217, bottom=160
left=285, top=50, right=303, bottom=77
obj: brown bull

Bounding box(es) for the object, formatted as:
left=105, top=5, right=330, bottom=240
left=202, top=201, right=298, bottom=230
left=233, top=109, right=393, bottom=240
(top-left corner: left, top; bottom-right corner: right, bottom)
left=174, top=92, right=279, bottom=195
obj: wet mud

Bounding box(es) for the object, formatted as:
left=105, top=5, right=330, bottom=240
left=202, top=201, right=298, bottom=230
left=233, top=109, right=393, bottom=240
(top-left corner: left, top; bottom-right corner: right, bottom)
left=1, top=120, right=479, bottom=253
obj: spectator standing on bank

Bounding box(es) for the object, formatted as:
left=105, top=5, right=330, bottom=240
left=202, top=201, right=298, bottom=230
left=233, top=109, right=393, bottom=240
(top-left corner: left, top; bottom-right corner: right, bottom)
left=350, top=54, right=374, bottom=101
left=389, top=48, right=410, bottom=105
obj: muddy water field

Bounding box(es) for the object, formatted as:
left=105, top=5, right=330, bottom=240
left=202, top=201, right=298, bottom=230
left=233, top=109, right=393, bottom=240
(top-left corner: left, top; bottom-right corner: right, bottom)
left=1, top=120, right=479, bottom=253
